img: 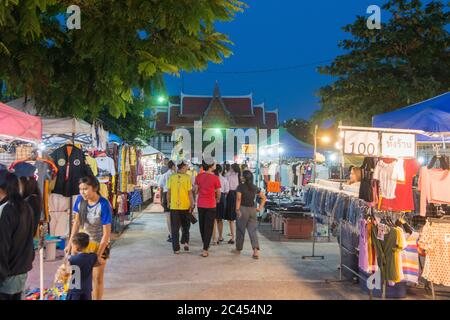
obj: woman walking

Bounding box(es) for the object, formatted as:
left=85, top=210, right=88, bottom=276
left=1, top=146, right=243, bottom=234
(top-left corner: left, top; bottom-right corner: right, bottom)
left=19, top=176, right=42, bottom=237
left=224, top=163, right=241, bottom=244
left=194, top=161, right=221, bottom=257
left=213, top=164, right=229, bottom=244
left=235, top=170, right=266, bottom=259
left=0, top=171, right=35, bottom=300
left=65, top=175, right=112, bottom=300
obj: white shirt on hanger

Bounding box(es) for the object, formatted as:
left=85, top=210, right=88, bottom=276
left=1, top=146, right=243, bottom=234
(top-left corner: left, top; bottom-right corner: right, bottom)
left=373, top=159, right=404, bottom=199
left=96, top=156, right=116, bottom=179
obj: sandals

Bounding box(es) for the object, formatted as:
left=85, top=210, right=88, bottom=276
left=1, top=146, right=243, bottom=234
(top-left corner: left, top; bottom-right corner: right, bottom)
left=228, top=239, right=235, bottom=245
left=201, top=251, right=209, bottom=258
left=184, top=245, right=189, bottom=252
left=252, top=254, right=260, bottom=260
left=174, top=251, right=180, bottom=255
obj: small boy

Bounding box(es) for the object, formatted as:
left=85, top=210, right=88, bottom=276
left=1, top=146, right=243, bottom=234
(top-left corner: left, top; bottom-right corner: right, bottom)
left=66, top=233, right=98, bottom=300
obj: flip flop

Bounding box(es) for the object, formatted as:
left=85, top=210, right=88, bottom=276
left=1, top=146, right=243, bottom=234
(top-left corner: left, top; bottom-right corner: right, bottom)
left=201, top=252, right=209, bottom=258
left=184, top=245, right=189, bottom=251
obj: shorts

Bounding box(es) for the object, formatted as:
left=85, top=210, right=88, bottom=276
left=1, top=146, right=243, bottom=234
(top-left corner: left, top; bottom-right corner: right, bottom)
left=84, top=241, right=111, bottom=260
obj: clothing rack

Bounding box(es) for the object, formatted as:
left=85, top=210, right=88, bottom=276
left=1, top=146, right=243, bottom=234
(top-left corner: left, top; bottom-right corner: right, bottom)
left=425, top=216, right=450, bottom=300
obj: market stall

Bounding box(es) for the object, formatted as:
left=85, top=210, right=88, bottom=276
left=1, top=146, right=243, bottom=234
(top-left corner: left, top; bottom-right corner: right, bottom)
left=139, top=145, right=164, bottom=203
left=302, top=124, right=450, bottom=299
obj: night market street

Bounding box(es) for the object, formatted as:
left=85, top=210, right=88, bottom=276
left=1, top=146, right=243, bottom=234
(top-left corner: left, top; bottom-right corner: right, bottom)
left=26, top=204, right=441, bottom=300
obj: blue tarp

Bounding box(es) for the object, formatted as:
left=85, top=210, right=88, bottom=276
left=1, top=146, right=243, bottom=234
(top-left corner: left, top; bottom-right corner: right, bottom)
left=372, top=92, right=450, bottom=133
left=261, top=128, right=326, bottom=159
left=108, top=133, right=123, bottom=144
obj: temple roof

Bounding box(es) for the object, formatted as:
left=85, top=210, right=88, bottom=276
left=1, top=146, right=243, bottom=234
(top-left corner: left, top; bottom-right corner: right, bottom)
left=153, top=83, right=279, bottom=133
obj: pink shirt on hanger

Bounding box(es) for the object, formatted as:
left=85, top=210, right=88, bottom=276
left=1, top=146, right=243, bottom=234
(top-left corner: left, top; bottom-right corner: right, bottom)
left=418, top=167, right=450, bottom=216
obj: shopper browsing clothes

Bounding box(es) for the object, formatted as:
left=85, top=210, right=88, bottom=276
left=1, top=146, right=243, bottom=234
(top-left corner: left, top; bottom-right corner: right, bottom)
left=167, top=162, right=195, bottom=254
left=0, top=171, right=35, bottom=300
left=224, top=163, right=241, bottom=244
left=194, top=160, right=221, bottom=258
left=67, top=233, right=98, bottom=300
left=65, top=175, right=112, bottom=300
left=158, top=160, right=176, bottom=242
left=235, top=170, right=266, bottom=259
left=214, top=164, right=229, bottom=244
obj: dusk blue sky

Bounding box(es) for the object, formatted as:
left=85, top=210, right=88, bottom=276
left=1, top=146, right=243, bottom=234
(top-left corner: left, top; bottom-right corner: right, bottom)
left=164, top=0, right=385, bottom=122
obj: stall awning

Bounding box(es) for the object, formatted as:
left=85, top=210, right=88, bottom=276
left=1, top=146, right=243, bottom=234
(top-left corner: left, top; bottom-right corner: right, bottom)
left=372, top=92, right=450, bottom=134
left=42, top=118, right=92, bottom=135
left=0, top=102, right=42, bottom=142
left=142, top=145, right=162, bottom=156
left=260, top=128, right=327, bottom=159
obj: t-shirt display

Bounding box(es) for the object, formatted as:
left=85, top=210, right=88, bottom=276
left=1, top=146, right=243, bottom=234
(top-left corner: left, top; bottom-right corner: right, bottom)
left=96, top=156, right=116, bottom=183
left=50, top=145, right=91, bottom=197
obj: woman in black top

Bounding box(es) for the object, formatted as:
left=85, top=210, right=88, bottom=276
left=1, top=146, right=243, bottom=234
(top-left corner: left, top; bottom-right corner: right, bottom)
left=235, top=170, right=266, bottom=259
left=19, top=176, right=42, bottom=237
left=0, top=171, right=35, bottom=300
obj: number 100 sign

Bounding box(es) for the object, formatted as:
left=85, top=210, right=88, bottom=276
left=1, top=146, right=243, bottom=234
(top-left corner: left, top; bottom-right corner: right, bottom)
left=343, top=130, right=379, bottom=156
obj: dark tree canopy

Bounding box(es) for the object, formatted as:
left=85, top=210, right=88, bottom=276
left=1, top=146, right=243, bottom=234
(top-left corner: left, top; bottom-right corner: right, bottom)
left=0, top=0, right=246, bottom=142
left=313, top=0, right=449, bottom=126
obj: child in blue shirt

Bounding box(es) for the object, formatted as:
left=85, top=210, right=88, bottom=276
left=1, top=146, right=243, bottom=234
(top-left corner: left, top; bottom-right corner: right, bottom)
left=66, top=233, right=98, bottom=300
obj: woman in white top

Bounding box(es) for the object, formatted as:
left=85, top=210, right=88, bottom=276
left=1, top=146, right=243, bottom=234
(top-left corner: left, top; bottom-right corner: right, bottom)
left=224, top=163, right=241, bottom=244
left=212, top=164, right=229, bottom=244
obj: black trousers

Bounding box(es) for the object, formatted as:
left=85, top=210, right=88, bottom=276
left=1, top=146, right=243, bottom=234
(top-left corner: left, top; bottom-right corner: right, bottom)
left=170, top=210, right=191, bottom=252
left=198, top=207, right=217, bottom=251
left=162, top=192, right=169, bottom=212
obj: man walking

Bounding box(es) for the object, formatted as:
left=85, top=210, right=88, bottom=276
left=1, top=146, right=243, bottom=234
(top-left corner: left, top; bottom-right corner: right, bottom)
left=167, top=162, right=195, bottom=254
left=158, top=160, right=176, bottom=242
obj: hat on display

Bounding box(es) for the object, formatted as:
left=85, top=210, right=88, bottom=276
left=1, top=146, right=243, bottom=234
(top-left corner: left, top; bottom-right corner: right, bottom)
left=12, top=162, right=36, bottom=178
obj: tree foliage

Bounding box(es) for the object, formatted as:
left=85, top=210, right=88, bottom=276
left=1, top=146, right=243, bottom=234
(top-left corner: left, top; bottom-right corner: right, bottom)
left=283, top=118, right=313, bottom=144
left=0, top=0, right=246, bottom=141
left=313, top=0, right=449, bottom=126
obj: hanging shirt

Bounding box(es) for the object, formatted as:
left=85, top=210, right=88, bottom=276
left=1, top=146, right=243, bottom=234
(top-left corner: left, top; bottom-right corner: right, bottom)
left=373, top=160, right=404, bottom=200
left=280, top=164, right=290, bottom=187
left=380, top=159, right=419, bottom=212
left=268, top=163, right=278, bottom=177
left=401, top=232, right=420, bottom=284
left=419, top=221, right=450, bottom=286
left=96, top=156, right=116, bottom=179
left=50, top=145, right=91, bottom=197
left=85, top=156, right=98, bottom=177
left=418, top=167, right=450, bottom=216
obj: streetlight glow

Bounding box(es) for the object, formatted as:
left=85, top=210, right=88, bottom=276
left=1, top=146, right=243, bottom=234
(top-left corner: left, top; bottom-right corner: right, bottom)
left=158, top=96, right=166, bottom=103
left=321, top=136, right=331, bottom=143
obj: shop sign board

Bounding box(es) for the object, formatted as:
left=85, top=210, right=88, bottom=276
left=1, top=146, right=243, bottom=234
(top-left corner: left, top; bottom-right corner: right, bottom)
left=242, top=144, right=257, bottom=154
left=381, top=133, right=416, bottom=158
left=343, top=130, right=379, bottom=156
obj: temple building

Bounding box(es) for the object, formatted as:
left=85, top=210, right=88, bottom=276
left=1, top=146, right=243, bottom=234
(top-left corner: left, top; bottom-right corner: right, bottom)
left=149, top=83, right=279, bottom=157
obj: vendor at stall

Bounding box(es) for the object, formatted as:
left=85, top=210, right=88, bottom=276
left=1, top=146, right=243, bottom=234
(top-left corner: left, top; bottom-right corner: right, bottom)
left=347, top=166, right=361, bottom=187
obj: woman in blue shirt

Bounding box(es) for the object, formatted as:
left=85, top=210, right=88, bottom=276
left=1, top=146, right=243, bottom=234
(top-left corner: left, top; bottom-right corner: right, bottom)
left=65, top=175, right=112, bottom=300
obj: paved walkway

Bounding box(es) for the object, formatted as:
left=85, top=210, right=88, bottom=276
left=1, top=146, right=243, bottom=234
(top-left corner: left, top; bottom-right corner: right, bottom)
left=102, top=205, right=369, bottom=300
left=27, top=203, right=444, bottom=300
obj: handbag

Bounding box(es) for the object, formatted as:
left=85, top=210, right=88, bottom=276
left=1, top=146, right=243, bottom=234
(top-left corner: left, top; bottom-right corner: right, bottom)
left=187, top=208, right=197, bottom=224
